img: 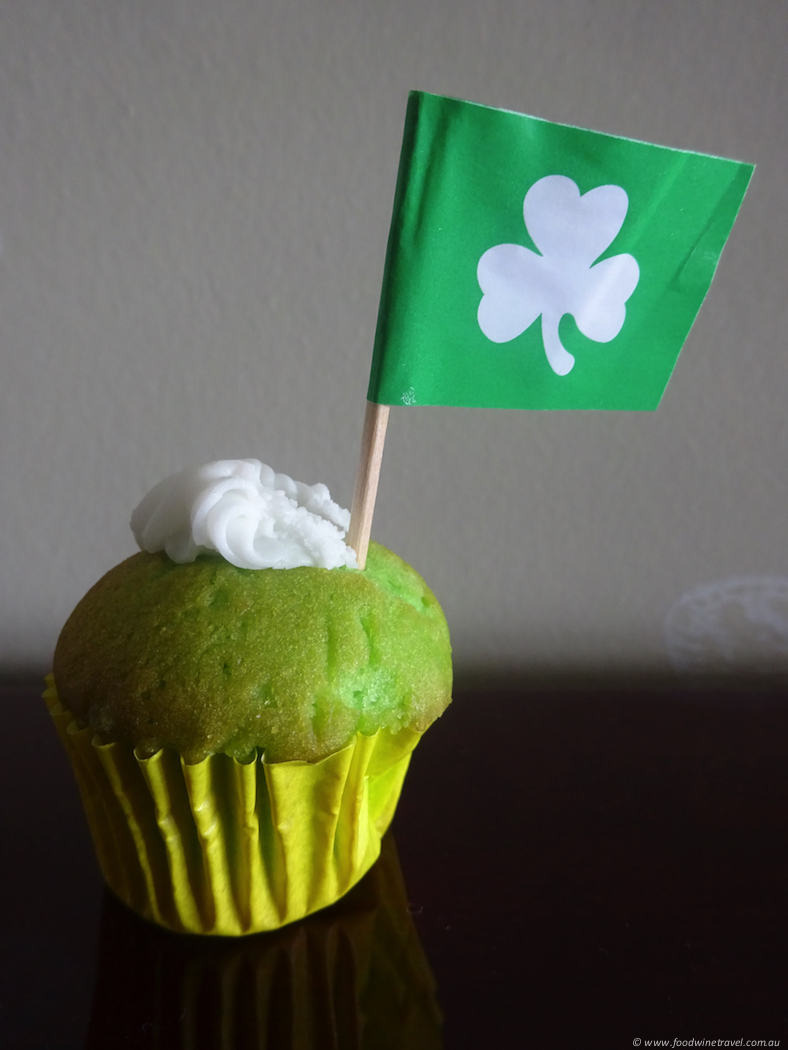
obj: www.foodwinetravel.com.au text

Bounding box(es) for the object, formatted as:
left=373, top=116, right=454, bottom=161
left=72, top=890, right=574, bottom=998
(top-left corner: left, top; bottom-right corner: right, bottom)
left=632, top=1039, right=780, bottom=1048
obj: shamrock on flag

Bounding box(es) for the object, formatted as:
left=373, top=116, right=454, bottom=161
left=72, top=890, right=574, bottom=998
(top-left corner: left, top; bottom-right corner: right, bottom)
left=367, top=92, right=753, bottom=411
left=477, top=174, right=640, bottom=377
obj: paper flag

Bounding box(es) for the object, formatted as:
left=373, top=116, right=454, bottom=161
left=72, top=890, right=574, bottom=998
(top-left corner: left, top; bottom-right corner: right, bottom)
left=368, top=91, right=754, bottom=411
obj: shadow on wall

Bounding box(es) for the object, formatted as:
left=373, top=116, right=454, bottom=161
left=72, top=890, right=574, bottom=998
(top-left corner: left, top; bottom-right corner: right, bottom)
left=5, top=574, right=788, bottom=709
left=450, top=667, right=788, bottom=712
left=452, top=575, right=788, bottom=708
left=5, top=667, right=787, bottom=715
left=6, top=575, right=788, bottom=695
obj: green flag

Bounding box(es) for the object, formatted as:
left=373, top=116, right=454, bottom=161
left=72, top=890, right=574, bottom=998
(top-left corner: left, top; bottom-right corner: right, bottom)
left=368, top=91, right=754, bottom=411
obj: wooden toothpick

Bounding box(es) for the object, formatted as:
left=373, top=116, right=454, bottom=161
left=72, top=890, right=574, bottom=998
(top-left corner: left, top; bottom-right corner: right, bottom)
left=347, top=400, right=390, bottom=570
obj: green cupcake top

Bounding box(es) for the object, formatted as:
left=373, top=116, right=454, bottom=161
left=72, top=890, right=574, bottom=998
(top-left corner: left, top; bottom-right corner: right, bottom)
left=54, top=542, right=452, bottom=763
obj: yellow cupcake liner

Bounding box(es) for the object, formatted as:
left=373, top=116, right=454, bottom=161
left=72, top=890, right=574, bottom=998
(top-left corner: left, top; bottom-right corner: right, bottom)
left=44, top=675, right=422, bottom=936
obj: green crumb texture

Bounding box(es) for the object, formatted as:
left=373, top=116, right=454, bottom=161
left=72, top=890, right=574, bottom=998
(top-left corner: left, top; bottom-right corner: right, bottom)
left=54, top=542, right=452, bottom=763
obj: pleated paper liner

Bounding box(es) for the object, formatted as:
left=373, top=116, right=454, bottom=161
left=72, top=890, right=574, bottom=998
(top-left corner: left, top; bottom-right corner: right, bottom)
left=43, top=675, right=422, bottom=936
left=86, top=833, right=443, bottom=1050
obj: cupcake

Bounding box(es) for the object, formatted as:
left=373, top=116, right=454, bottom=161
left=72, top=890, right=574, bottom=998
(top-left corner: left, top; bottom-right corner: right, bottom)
left=48, top=459, right=451, bottom=935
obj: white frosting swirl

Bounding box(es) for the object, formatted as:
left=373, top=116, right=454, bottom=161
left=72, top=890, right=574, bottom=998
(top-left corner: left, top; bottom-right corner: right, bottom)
left=131, top=459, right=358, bottom=570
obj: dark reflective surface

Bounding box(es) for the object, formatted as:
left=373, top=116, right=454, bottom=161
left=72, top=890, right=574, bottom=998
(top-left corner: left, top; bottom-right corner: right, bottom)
left=86, top=833, right=441, bottom=1050
left=3, top=673, right=788, bottom=1048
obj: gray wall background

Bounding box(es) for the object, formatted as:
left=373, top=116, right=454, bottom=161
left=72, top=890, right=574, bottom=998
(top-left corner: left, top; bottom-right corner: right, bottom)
left=1, top=0, right=785, bottom=675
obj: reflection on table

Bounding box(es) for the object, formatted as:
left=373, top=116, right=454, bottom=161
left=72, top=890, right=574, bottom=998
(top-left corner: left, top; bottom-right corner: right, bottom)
left=86, top=833, right=442, bottom=1050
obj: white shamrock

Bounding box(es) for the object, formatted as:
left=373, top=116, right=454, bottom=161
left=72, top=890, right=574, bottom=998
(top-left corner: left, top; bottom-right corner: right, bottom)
left=477, top=175, right=640, bottom=376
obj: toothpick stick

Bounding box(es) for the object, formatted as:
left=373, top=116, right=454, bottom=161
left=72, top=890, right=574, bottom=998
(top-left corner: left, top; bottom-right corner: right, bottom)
left=347, top=400, right=390, bottom=570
